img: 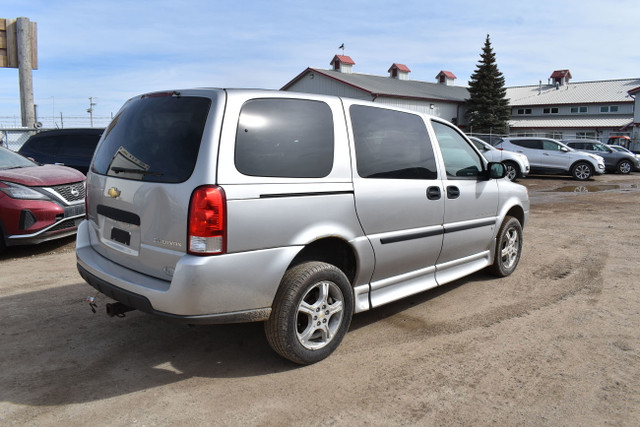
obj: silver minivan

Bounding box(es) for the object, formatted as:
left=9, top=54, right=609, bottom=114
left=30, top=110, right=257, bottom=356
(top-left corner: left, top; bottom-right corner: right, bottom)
left=76, top=89, right=529, bottom=364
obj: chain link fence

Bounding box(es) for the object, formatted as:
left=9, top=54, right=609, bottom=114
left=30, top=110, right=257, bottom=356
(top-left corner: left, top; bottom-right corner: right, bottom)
left=0, top=115, right=113, bottom=129
left=1, top=116, right=112, bottom=151
left=0, top=128, right=37, bottom=151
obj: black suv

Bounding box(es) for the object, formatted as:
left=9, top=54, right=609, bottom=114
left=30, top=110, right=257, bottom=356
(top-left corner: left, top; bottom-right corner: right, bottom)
left=18, top=128, right=104, bottom=174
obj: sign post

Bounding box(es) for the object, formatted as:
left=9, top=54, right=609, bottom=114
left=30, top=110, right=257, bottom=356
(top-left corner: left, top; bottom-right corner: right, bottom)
left=1, top=17, right=38, bottom=128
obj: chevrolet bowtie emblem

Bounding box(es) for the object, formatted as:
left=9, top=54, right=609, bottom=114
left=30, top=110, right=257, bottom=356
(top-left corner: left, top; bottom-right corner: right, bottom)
left=107, top=187, right=121, bottom=198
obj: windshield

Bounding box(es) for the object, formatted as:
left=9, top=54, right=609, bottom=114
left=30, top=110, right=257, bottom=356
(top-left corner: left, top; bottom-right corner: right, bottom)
left=611, top=145, right=632, bottom=154
left=0, top=147, right=37, bottom=169
left=592, top=143, right=612, bottom=153
left=92, top=94, right=211, bottom=183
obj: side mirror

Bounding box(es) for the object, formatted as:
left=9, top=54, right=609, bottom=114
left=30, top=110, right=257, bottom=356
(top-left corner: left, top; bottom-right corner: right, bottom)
left=486, top=162, right=506, bottom=180
left=561, top=147, right=569, bottom=152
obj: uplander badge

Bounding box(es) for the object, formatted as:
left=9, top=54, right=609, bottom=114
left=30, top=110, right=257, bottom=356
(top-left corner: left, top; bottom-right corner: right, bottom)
left=107, top=187, right=121, bottom=198
left=154, top=238, right=183, bottom=248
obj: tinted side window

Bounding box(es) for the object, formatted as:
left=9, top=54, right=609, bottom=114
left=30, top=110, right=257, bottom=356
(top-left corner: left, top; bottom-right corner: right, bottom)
left=58, top=135, right=100, bottom=158
left=23, top=136, right=59, bottom=156
left=350, top=105, right=437, bottom=179
left=541, top=140, right=562, bottom=151
left=235, top=99, right=334, bottom=178
left=511, top=139, right=542, bottom=149
left=432, top=121, right=483, bottom=178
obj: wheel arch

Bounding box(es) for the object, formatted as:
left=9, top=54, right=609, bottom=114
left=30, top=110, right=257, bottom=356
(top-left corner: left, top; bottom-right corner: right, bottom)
left=287, top=237, right=358, bottom=284
left=570, top=159, right=595, bottom=172
left=505, top=205, right=526, bottom=229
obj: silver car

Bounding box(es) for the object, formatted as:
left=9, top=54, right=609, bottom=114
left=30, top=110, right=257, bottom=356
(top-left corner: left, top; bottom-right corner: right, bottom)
left=76, top=89, right=529, bottom=364
left=468, top=136, right=530, bottom=181
left=495, top=137, right=605, bottom=180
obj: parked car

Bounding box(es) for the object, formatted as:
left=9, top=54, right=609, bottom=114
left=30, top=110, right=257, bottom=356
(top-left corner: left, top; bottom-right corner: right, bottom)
left=607, top=135, right=632, bottom=149
left=18, top=128, right=104, bottom=174
left=495, top=137, right=605, bottom=180
left=76, top=89, right=529, bottom=364
left=468, top=136, right=530, bottom=181
left=0, top=146, right=86, bottom=250
left=562, top=139, right=640, bottom=174
left=609, top=145, right=640, bottom=171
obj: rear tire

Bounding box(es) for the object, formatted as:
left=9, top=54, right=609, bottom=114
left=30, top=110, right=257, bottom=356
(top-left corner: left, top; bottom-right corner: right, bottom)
left=265, top=262, right=353, bottom=365
left=571, top=162, right=593, bottom=181
left=488, top=216, right=523, bottom=277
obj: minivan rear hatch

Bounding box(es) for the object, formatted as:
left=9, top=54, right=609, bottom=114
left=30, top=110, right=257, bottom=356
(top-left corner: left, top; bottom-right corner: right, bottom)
left=86, top=90, right=217, bottom=280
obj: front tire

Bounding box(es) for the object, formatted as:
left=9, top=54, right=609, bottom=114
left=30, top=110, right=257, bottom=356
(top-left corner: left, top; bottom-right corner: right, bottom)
left=617, top=160, right=632, bottom=174
left=503, top=161, right=519, bottom=181
left=488, top=216, right=523, bottom=277
left=265, top=262, right=354, bottom=365
left=571, top=162, right=593, bottom=181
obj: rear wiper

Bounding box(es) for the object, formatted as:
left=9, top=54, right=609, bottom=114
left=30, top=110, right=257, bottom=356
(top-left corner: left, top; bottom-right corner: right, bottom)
left=110, top=166, right=164, bottom=176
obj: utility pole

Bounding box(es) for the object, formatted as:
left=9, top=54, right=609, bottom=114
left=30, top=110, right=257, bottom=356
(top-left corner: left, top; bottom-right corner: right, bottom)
left=87, top=97, right=96, bottom=128
left=16, top=18, right=35, bottom=128
left=0, top=17, right=38, bottom=128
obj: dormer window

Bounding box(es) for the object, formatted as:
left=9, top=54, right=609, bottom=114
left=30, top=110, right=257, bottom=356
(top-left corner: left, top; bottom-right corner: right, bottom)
left=435, top=71, right=456, bottom=86
left=550, top=70, right=572, bottom=86
left=388, top=63, right=410, bottom=80
left=330, top=55, right=355, bottom=73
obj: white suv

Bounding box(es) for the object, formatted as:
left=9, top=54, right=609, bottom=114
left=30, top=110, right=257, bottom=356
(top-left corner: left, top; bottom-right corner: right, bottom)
left=76, top=89, right=529, bottom=364
left=495, top=137, right=604, bottom=180
left=468, top=136, right=530, bottom=181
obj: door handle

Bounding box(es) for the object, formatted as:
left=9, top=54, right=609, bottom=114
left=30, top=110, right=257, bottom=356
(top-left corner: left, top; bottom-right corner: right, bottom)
left=426, top=186, right=441, bottom=200
left=447, top=186, right=460, bottom=199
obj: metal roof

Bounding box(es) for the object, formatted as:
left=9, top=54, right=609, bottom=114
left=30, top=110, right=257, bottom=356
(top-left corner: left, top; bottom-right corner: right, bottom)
left=509, top=116, right=633, bottom=129
left=506, top=78, right=640, bottom=106
left=294, top=68, right=470, bottom=102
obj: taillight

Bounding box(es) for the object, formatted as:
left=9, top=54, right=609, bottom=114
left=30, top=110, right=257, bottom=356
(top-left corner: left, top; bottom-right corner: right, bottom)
left=84, top=182, right=88, bottom=220
left=188, top=185, right=226, bottom=255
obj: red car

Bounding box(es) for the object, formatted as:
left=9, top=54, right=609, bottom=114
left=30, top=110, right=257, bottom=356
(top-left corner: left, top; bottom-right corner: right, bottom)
left=0, top=146, right=86, bottom=250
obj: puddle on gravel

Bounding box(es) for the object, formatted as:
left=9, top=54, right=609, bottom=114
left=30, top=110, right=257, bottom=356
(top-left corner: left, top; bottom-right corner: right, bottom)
left=546, top=184, right=640, bottom=193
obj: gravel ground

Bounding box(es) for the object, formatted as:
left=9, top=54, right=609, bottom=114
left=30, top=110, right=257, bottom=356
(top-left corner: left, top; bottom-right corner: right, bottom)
left=1, top=173, right=639, bottom=426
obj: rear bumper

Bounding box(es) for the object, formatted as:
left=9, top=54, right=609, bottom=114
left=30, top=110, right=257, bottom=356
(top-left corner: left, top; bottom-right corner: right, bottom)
left=77, top=263, right=271, bottom=324
left=75, top=219, right=297, bottom=322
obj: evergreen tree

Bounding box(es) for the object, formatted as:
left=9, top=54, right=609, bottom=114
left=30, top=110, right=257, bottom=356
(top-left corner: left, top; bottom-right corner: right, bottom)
left=465, top=35, right=511, bottom=134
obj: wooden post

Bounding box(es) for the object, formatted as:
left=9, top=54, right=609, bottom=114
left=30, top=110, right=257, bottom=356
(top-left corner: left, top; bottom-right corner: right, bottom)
left=16, top=17, right=35, bottom=128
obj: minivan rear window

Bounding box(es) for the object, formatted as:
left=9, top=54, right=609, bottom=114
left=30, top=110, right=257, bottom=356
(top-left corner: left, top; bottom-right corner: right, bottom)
left=92, top=95, right=211, bottom=183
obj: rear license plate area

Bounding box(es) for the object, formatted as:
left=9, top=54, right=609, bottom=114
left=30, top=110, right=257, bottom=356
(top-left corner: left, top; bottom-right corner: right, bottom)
left=110, top=227, right=131, bottom=246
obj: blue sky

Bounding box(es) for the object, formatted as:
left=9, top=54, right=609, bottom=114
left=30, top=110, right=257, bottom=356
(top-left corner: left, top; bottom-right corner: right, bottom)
left=1, top=0, right=639, bottom=128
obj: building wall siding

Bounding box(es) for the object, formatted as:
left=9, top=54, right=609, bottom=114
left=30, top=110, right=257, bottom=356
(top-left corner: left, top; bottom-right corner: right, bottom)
left=374, top=97, right=462, bottom=123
